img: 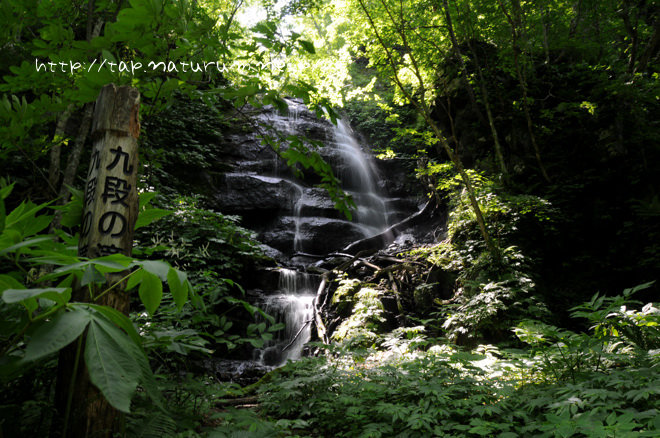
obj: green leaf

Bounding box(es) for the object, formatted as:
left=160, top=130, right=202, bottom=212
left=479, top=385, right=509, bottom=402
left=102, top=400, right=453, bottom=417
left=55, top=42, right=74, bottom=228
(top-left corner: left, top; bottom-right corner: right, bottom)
left=139, top=271, right=162, bottom=315
left=0, top=274, right=25, bottom=291
left=298, top=40, right=315, bottom=54
left=59, top=199, right=83, bottom=228
left=1, top=287, right=70, bottom=304
left=84, top=318, right=140, bottom=413
left=4, top=200, right=52, bottom=232
left=235, top=85, right=260, bottom=97
left=0, top=236, right=54, bottom=256
left=0, top=182, right=15, bottom=200
left=134, top=208, right=172, bottom=229
left=167, top=268, right=188, bottom=310
left=126, top=268, right=144, bottom=291
left=101, top=49, right=116, bottom=65
left=84, top=304, right=142, bottom=346
left=0, top=197, right=5, bottom=235
left=138, top=192, right=157, bottom=210
left=135, top=260, right=170, bottom=280
left=24, top=308, right=92, bottom=362
left=81, top=264, right=106, bottom=286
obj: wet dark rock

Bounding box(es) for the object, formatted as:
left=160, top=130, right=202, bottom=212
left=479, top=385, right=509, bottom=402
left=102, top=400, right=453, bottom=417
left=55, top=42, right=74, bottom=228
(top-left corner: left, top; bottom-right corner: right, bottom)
left=297, top=188, right=343, bottom=219
left=213, top=174, right=300, bottom=214
left=258, top=217, right=297, bottom=253
left=296, top=217, right=369, bottom=255
left=203, top=359, right=273, bottom=385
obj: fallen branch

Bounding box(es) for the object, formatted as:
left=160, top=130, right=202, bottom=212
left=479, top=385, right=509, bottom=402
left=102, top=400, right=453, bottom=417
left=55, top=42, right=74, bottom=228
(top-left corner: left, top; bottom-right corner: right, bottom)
left=373, top=263, right=418, bottom=279
left=343, top=199, right=437, bottom=254
left=281, top=318, right=313, bottom=352
left=215, top=396, right=259, bottom=407
left=354, top=259, right=382, bottom=271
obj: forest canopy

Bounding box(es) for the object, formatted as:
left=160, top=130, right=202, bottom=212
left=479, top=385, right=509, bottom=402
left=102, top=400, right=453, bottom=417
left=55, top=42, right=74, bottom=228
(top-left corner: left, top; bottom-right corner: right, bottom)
left=1, top=0, right=658, bottom=437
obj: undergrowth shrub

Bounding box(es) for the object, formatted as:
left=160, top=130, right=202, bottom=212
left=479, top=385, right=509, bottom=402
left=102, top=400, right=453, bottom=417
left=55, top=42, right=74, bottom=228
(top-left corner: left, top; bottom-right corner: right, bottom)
left=247, top=286, right=658, bottom=438
left=409, top=162, right=556, bottom=344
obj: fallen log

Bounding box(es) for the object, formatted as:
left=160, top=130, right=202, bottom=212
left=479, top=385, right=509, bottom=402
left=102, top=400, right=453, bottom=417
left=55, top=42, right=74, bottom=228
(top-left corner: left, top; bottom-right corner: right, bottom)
left=215, top=396, right=259, bottom=407
left=342, top=199, right=437, bottom=254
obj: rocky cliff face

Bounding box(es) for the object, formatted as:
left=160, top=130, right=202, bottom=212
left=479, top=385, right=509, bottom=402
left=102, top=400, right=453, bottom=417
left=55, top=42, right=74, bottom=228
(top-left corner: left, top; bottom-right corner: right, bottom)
left=209, top=99, right=421, bottom=260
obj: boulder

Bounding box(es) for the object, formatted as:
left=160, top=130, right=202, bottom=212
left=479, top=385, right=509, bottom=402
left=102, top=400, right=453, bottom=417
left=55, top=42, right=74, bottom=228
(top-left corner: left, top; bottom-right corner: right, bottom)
left=213, top=173, right=301, bottom=214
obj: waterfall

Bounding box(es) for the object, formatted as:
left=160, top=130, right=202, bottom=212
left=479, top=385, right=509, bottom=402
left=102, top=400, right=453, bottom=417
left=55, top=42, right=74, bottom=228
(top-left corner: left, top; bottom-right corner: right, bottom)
left=253, top=269, right=317, bottom=366
left=334, top=119, right=390, bottom=236
left=259, top=119, right=391, bottom=364
left=247, top=109, right=395, bottom=367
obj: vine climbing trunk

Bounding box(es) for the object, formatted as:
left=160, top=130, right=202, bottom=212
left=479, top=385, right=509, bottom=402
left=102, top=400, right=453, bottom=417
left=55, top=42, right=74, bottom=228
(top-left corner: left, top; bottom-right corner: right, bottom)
left=52, top=84, right=140, bottom=438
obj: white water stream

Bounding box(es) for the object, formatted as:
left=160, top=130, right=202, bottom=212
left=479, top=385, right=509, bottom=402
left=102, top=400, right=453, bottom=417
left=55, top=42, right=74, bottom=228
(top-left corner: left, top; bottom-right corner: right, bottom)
left=253, top=269, right=316, bottom=366
left=255, top=115, right=392, bottom=366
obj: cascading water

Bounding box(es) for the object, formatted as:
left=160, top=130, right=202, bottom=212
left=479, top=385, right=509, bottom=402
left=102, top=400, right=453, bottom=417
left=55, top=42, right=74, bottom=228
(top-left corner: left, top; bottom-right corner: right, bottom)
left=249, top=107, right=395, bottom=367
left=259, top=119, right=393, bottom=364
left=333, top=119, right=391, bottom=236
left=253, top=269, right=317, bottom=366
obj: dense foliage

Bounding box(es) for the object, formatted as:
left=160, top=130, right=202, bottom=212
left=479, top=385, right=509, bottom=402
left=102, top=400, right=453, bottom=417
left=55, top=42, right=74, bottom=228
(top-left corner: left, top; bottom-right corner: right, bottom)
left=1, top=0, right=658, bottom=436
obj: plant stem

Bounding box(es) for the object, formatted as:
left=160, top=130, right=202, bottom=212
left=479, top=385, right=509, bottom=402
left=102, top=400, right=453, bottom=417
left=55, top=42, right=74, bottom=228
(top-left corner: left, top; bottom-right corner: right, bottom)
left=62, top=334, right=84, bottom=438
left=94, top=269, right=140, bottom=303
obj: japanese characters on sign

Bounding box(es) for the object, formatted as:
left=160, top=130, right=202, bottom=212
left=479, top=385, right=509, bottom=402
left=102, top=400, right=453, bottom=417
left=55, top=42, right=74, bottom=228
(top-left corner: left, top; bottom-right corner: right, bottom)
left=78, top=84, right=140, bottom=259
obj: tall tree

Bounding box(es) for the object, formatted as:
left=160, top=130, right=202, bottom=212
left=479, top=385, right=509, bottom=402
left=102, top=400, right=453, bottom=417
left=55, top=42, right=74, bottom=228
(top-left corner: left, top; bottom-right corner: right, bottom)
left=353, top=0, right=498, bottom=256
left=496, top=0, right=551, bottom=183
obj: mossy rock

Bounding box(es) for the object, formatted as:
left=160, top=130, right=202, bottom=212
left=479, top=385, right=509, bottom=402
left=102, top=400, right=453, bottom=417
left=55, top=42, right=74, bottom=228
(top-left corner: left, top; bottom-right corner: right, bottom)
left=331, top=278, right=362, bottom=315
left=413, top=283, right=438, bottom=313
left=331, top=286, right=387, bottom=347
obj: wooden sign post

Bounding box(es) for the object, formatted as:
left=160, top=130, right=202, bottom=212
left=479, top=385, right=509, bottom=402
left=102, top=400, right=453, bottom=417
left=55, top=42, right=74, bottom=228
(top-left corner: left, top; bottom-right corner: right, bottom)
left=77, top=84, right=140, bottom=309
left=80, top=85, right=140, bottom=259
left=55, top=84, right=140, bottom=438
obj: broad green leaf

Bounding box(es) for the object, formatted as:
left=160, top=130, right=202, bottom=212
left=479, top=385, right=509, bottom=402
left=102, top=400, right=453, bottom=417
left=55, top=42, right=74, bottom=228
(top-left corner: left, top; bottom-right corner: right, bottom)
left=139, top=271, right=162, bottom=315
left=101, top=49, right=116, bottom=65
left=59, top=199, right=83, bottom=228
left=24, top=308, right=92, bottom=362
left=235, top=85, right=260, bottom=97
left=87, top=304, right=167, bottom=412
left=135, top=260, right=170, bottom=280
left=134, top=208, right=172, bottom=229
left=84, top=304, right=142, bottom=346
left=126, top=268, right=144, bottom=291
left=84, top=318, right=140, bottom=413
left=2, top=287, right=69, bottom=304
left=81, top=264, right=106, bottom=286
left=0, top=274, right=25, bottom=291
left=0, top=355, right=25, bottom=381
left=298, top=40, right=315, bottom=54
left=29, top=250, right=80, bottom=267
left=0, top=197, right=5, bottom=234
left=167, top=268, right=188, bottom=310
left=20, top=214, right=52, bottom=237
left=4, top=200, right=52, bottom=233
left=0, top=182, right=15, bottom=200
left=138, top=192, right=157, bottom=210
left=94, top=253, right=133, bottom=267
left=0, top=236, right=54, bottom=256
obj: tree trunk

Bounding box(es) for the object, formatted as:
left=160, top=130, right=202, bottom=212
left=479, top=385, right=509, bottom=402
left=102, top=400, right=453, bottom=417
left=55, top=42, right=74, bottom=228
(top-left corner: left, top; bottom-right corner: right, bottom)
left=48, top=104, right=75, bottom=192
left=53, top=84, right=141, bottom=438
left=620, top=0, right=639, bottom=73
left=357, top=0, right=499, bottom=257
left=633, top=13, right=660, bottom=73
left=542, top=6, right=550, bottom=65
left=497, top=0, right=551, bottom=183
left=449, top=0, right=508, bottom=175
left=50, top=103, right=95, bottom=232
left=441, top=0, right=487, bottom=127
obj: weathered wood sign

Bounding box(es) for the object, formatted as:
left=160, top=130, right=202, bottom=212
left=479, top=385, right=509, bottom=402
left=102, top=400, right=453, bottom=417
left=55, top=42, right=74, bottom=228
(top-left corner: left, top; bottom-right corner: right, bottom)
left=79, top=83, right=140, bottom=260
left=55, top=84, right=141, bottom=438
